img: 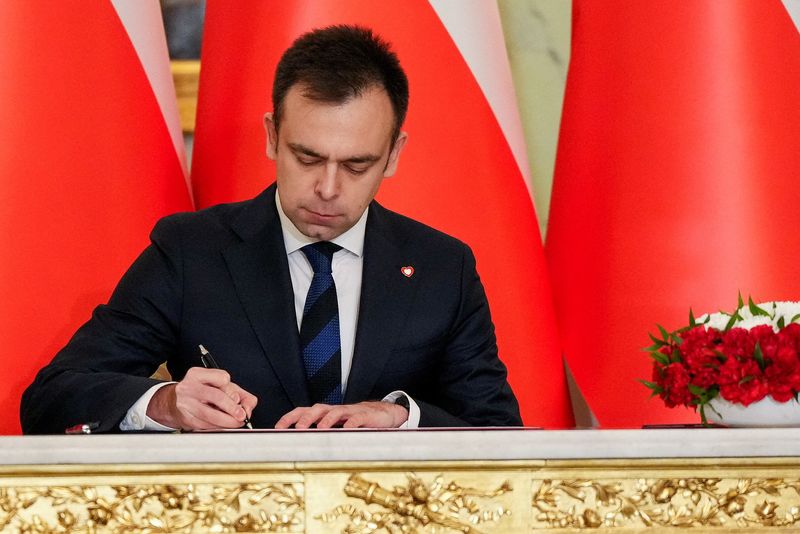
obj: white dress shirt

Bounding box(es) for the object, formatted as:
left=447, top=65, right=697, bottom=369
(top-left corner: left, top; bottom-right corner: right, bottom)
left=121, top=190, right=419, bottom=430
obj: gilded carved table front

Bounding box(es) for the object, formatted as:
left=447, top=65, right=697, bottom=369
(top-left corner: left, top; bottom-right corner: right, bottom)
left=1, top=429, right=799, bottom=532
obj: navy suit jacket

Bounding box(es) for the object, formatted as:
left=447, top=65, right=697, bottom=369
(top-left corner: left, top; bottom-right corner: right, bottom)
left=21, top=184, right=521, bottom=433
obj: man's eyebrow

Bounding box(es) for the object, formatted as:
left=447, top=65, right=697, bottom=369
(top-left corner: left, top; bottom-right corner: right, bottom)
left=343, top=154, right=382, bottom=164
left=288, top=143, right=324, bottom=159
left=287, top=142, right=381, bottom=164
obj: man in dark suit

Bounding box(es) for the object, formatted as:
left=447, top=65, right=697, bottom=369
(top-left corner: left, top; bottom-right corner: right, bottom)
left=21, top=25, right=521, bottom=434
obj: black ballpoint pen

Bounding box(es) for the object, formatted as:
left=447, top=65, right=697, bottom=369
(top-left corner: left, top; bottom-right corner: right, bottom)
left=198, top=344, right=253, bottom=429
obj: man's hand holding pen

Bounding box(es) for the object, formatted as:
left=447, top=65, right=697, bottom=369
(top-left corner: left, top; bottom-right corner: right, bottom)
left=146, top=367, right=258, bottom=430
left=145, top=344, right=407, bottom=431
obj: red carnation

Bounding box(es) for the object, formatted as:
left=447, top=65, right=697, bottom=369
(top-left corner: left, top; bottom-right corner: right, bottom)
left=773, top=345, right=799, bottom=369
left=750, top=325, right=779, bottom=360
left=779, top=323, right=800, bottom=351
left=721, top=328, right=756, bottom=361
left=661, top=362, right=692, bottom=407
left=718, top=359, right=768, bottom=406
left=765, top=346, right=800, bottom=402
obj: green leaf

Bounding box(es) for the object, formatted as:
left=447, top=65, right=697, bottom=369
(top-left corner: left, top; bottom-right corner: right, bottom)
left=657, top=324, right=670, bottom=342
left=754, top=342, right=766, bottom=371
left=639, top=380, right=663, bottom=396
left=737, top=291, right=744, bottom=310
left=688, top=385, right=720, bottom=409
left=650, top=352, right=670, bottom=365
left=778, top=316, right=785, bottom=329
left=703, top=398, right=723, bottom=426
left=748, top=296, right=770, bottom=317
left=669, top=349, right=682, bottom=363
left=724, top=312, right=741, bottom=331
left=689, top=308, right=696, bottom=327
left=669, top=333, right=684, bottom=346
left=791, top=313, right=800, bottom=324
left=688, top=384, right=707, bottom=397
left=648, top=333, right=667, bottom=347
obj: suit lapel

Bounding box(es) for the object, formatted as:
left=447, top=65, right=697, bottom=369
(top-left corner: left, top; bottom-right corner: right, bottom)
left=345, top=203, right=420, bottom=403
left=222, top=186, right=310, bottom=408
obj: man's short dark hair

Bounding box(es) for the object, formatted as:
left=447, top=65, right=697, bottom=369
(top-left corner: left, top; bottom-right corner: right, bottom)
left=272, top=25, right=409, bottom=142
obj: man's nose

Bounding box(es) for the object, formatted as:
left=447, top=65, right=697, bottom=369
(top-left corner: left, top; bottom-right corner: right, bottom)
left=315, top=162, right=340, bottom=200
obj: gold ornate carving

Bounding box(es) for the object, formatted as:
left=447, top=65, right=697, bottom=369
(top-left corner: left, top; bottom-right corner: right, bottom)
left=318, top=473, right=511, bottom=533
left=532, top=477, right=800, bottom=529
left=0, top=482, right=303, bottom=533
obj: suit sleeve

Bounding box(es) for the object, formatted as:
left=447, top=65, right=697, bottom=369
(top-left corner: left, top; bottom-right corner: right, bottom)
left=19, top=217, right=185, bottom=434
left=417, top=246, right=522, bottom=427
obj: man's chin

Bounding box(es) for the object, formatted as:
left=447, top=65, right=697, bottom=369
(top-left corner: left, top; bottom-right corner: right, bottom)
left=298, top=222, right=344, bottom=241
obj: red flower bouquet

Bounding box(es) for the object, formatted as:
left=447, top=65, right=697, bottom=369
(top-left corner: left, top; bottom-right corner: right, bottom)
left=643, top=297, right=800, bottom=423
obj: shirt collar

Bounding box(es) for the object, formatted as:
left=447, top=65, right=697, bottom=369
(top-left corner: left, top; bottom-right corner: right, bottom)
left=275, top=188, right=367, bottom=257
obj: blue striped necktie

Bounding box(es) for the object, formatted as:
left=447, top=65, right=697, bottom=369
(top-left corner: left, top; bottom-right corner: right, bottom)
left=300, top=242, right=343, bottom=404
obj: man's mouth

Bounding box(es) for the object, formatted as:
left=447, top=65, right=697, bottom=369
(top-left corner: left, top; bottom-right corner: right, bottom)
left=304, top=208, right=339, bottom=220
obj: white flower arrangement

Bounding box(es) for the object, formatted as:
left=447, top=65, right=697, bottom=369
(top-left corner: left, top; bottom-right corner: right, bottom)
left=697, top=300, right=800, bottom=332
left=644, top=296, right=800, bottom=422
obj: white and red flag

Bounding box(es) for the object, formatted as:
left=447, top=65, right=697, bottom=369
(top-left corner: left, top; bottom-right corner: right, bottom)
left=192, top=1, right=574, bottom=427
left=547, top=0, right=800, bottom=427
left=0, top=1, right=192, bottom=433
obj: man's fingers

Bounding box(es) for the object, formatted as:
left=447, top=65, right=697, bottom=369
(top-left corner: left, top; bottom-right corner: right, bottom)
left=180, top=404, right=234, bottom=430
left=174, top=368, right=258, bottom=427
left=274, top=408, right=302, bottom=429
left=194, top=403, right=245, bottom=428
left=172, top=406, right=210, bottom=430
left=147, top=367, right=258, bottom=430
left=175, top=380, right=241, bottom=418
left=230, top=384, right=258, bottom=415
left=275, top=401, right=409, bottom=429
left=295, top=404, right=337, bottom=428
left=193, top=369, right=258, bottom=422
left=184, top=366, right=232, bottom=387
left=317, top=406, right=350, bottom=428
left=206, top=387, right=248, bottom=419
left=325, top=401, right=408, bottom=428
left=174, top=388, right=237, bottom=422
left=342, top=412, right=368, bottom=428
left=275, top=404, right=334, bottom=429
left=174, top=396, right=244, bottom=429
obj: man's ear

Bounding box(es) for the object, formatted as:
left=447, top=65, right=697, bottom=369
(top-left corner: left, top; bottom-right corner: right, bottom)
left=383, top=131, right=408, bottom=178
left=264, top=112, right=278, bottom=160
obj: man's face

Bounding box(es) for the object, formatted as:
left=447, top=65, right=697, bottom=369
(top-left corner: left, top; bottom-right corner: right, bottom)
left=264, top=85, right=407, bottom=241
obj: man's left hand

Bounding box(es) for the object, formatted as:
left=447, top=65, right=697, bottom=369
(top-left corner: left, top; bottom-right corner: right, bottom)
left=274, top=401, right=408, bottom=429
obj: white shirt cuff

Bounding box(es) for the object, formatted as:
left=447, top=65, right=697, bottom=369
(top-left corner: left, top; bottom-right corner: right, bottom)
left=119, top=382, right=178, bottom=431
left=382, top=390, right=420, bottom=429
